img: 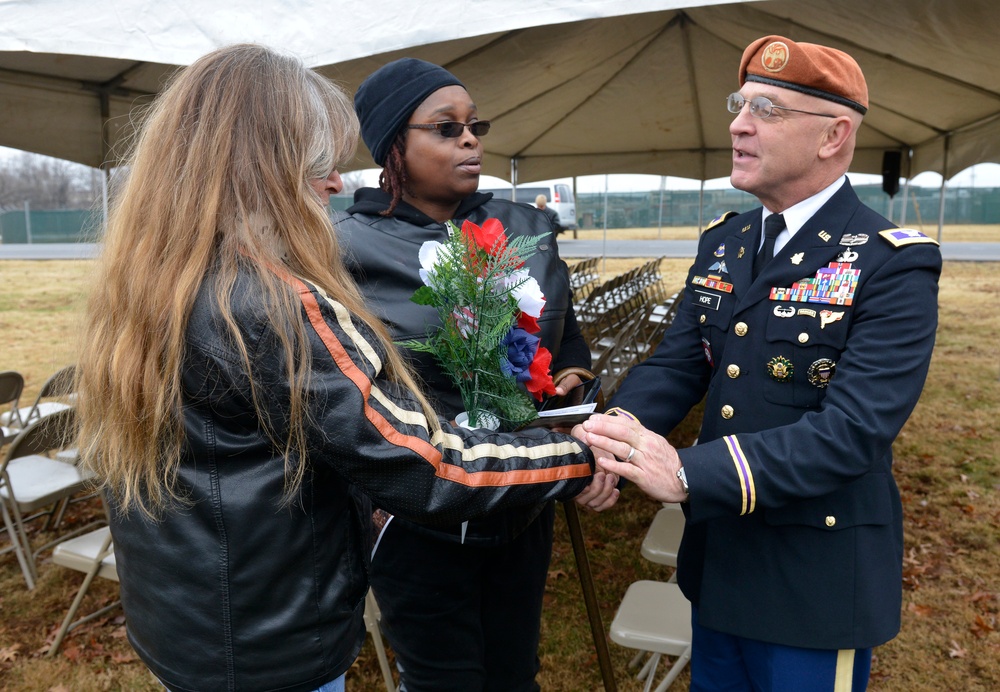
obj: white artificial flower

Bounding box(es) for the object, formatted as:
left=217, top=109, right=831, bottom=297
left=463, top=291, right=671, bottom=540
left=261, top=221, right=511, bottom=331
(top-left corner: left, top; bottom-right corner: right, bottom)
left=504, top=270, right=545, bottom=317
left=418, top=240, right=447, bottom=286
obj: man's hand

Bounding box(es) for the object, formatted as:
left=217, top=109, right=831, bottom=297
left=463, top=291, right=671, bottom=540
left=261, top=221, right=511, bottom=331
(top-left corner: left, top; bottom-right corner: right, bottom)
left=578, top=413, right=688, bottom=504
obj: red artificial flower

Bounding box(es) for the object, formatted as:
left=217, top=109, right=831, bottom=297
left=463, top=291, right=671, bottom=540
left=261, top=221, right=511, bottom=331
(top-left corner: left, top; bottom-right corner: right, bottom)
left=525, top=346, right=556, bottom=401
left=463, top=218, right=507, bottom=256
left=517, top=311, right=541, bottom=334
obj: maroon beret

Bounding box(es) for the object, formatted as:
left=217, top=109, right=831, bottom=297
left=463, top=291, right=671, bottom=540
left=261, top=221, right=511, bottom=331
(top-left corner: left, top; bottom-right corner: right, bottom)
left=739, top=35, right=868, bottom=115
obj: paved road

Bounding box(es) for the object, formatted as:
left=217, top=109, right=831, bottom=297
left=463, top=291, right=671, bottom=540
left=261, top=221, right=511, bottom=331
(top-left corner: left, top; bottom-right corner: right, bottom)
left=2, top=240, right=999, bottom=261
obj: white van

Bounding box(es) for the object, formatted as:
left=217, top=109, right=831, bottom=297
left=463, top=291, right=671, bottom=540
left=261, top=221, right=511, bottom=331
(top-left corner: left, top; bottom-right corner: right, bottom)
left=479, top=182, right=577, bottom=233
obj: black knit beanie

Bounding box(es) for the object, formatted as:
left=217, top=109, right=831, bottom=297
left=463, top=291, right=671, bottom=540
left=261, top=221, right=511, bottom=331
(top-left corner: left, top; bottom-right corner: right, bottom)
left=354, top=58, right=465, bottom=167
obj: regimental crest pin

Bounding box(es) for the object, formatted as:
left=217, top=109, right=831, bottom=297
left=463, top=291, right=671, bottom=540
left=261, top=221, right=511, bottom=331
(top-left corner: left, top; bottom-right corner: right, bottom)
left=714, top=243, right=726, bottom=257
left=820, top=310, right=845, bottom=329
left=767, top=355, right=794, bottom=383
left=738, top=247, right=746, bottom=259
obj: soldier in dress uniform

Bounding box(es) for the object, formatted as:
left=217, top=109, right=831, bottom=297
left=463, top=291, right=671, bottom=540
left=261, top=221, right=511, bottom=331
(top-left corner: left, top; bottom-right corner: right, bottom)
left=576, top=36, right=942, bottom=691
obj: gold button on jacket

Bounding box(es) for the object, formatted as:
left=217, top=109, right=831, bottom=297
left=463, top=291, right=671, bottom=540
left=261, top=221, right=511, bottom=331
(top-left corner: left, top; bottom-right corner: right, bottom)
left=825, top=516, right=836, bottom=527
left=727, top=364, right=741, bottom=378
left=721, top=405, right=734, bottom=419
left=735, top=322, right=748, bottom=336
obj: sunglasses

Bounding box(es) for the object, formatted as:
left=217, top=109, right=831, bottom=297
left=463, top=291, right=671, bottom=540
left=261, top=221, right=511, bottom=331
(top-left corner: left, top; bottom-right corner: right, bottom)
left=406, top=120, right=492, bottom=138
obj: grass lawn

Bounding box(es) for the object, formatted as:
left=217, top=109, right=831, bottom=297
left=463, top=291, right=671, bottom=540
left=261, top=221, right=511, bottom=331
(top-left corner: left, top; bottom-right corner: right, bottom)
left=1, top=243, right=998, bottom=690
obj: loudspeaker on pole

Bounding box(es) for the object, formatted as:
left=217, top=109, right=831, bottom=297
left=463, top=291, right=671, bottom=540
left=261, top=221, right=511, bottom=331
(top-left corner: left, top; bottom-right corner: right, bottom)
left=882, top=151, right=901, bottom=198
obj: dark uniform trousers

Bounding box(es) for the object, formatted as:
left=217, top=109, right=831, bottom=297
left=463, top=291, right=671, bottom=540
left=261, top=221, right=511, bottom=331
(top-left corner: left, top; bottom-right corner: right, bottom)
left=610, top=180, right=942, bottom=688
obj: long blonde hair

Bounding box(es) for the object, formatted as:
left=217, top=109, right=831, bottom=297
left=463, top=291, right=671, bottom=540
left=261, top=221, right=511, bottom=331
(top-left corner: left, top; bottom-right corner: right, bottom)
left=77, top=44, right=437, bottom=517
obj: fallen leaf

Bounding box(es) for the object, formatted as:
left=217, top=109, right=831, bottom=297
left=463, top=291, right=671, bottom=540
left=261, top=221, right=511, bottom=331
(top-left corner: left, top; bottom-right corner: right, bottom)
left=111, top=651, right=137, bottom=664
left=0, top=643, right=21, bottom=662
left=547, top=569, right=568, bottom=580
left=948, top=640, right=968, bottom=659
left=908, top=602, right=934, bottom=617
left=972, top=615, right=995, bottom=638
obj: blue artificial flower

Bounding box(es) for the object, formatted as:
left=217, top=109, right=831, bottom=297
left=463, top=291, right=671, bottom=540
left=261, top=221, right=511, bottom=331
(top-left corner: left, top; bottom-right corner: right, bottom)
left=502, top=327, right=540, bottom=384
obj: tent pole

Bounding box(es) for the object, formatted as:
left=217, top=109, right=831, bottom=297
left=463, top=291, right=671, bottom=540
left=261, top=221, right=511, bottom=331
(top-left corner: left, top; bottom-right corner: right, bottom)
left=602, top=174, right=609, bottom=274
left=900, top=149, right=912, bottom=226
left=510, top=157, right=518, bottom=192
left=572, top=176, right=579, bottom=239
left=657, top=175, right=666, bottom=239
left=937, top=136, right=950, bottom=243
left=698, top=179, right=705, bottom=234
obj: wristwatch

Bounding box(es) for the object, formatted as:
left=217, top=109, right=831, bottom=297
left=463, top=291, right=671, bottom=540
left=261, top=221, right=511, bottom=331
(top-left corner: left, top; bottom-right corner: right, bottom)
left=676, top=466, right=690, bottom=498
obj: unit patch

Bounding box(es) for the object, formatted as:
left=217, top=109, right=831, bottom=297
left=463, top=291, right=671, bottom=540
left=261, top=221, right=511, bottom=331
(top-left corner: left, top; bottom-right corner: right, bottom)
left=702, top=337, right=714, bottom=366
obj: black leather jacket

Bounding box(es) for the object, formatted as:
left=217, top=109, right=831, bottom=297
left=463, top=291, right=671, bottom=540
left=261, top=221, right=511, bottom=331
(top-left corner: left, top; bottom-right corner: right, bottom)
left=337, top=190, right=592, bottom=544
left=109, top=266, right=593, bottom=692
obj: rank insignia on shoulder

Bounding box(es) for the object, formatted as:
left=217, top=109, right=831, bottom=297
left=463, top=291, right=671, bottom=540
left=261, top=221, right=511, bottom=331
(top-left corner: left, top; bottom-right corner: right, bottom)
left=706, top=211, right=738, bottom=230
left=879, top=228, right=940, bottom=247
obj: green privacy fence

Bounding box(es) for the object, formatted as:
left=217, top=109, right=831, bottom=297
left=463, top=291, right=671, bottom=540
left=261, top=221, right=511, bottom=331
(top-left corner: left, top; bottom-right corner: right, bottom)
left=573, top=185, right=1000, bottom=229
left=0, top=209, right=102, bottom=243
left=3, top=185, right=1000, bottom=242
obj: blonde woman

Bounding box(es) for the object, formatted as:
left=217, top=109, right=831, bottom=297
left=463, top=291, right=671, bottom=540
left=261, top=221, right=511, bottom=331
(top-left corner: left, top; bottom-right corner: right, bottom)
left=76, top=44, right=593, bottom=692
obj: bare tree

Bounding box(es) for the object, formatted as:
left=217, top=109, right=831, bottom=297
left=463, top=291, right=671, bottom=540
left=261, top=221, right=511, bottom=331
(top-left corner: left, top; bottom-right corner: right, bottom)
left=339, top=169, right=368, bottom=195
left=0, top=152, right=102, bottom=212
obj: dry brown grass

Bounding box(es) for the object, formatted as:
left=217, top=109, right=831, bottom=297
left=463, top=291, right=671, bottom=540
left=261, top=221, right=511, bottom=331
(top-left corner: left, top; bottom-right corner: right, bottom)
left=1, top=250, right=998, bottom=691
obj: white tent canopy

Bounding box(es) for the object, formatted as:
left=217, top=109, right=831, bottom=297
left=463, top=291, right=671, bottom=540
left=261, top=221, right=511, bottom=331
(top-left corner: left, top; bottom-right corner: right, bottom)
left=1, top=0, right=998, bottom=183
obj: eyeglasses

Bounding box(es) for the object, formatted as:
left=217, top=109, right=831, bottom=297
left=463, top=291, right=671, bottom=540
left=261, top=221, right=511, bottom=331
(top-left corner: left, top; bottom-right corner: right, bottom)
left=406, top=120, right=492, bottom=138
left=727, top=93, right=835, bottom=119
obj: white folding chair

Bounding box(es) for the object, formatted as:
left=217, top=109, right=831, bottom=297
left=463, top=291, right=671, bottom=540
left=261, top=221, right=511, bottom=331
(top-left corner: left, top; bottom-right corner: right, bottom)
left=0, top=365, right=75, bottom=432
left=0, top=371, right=25, bottom=445
left=610, top=580, right=692, bottom=692
left=0, top=408, right=104, bottom=589
left=364, top=589, right=398, bottom=692
left=48, top=525, right=120, bottom=655
left=640, top=504, right=685, bottom=581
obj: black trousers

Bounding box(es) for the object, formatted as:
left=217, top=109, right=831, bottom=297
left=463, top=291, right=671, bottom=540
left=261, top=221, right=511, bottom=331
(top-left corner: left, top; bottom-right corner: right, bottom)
left=369, top=503, right=556, bottom=692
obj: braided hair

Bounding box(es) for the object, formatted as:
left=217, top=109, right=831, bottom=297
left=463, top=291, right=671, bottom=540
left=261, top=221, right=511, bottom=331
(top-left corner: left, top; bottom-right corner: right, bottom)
left=378, top=132, right=408, bottom=216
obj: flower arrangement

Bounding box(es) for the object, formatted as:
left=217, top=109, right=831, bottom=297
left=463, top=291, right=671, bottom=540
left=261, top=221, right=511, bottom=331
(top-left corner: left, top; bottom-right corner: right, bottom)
left=401, top=218, right=556, bottom=430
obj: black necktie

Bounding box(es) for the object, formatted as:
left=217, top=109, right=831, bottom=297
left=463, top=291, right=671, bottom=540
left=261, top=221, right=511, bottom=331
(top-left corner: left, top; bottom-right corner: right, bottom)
left=753, top=213, right=785, bottom=280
